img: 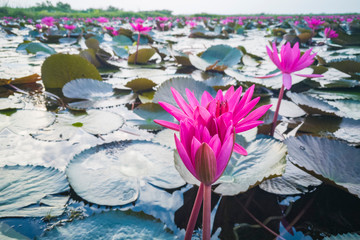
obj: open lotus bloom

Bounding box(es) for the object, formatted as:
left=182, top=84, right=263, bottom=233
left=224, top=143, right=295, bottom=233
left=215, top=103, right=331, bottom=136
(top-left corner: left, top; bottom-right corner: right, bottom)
left=155, top=86, right=271, bottom=155
left=130, top=23, right=152, bottom=33
left=324, top=27, right=339, bottom=39
left=175, top=113, right=235, bottom=185
left=259, top=42, right=323, bottom=90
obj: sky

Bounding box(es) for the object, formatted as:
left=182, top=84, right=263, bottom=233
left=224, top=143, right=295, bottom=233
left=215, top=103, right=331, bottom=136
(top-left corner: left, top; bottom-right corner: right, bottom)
left=1, top=0, right=360, bottom=15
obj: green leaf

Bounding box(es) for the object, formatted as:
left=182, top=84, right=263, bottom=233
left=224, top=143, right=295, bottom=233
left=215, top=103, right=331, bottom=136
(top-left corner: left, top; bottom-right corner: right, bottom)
left=66, top=140, right=185, bottom=206
left=128, top=48, right=156, bottom=64
left=41, top=53, right=102, bottom=89
left=131, top=103, right=176, bottom=130
left=153, top=77, right=216, bottom=107
left=125, top=78, right=157, bottom=93
left=214, top=137, right=287, bottom=196
left=32, top=110, right=124, bottom=141
left=0, top=165, right=69, bottom=217
left=0, top=110, right=55, bottom=135
left=260, top=160, right=322, bottom=195
left=17, top=42, right=56, bottom=55
left=113, top=35, right=133, bottom=46
left=201, top=44, right=242, bottom=67
left=112, top=46, right=128, bottom=58
left=285, top=135, right=360, bottom=198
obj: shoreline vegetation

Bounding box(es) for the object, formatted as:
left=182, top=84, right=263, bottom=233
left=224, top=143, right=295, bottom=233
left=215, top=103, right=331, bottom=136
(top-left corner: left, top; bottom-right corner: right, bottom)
left=0, top=1, right=358, bottom=18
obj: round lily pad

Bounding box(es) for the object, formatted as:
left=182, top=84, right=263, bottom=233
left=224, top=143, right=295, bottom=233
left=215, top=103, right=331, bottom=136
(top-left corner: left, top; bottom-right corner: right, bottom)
left=0, top=165, right=69, bottom=217
left=40, top=210, right=176, bottom=240
left=0, top=110, right=55, bottom=135
left=259, top=159, right=322, bottom=195
left=66, top=140, right=185, bottom=206
left=131, top=103, right=175, bottom=130
left=17, top=42, right=56, bottom=55
left=128, top=48, right=156, bottom=64
left=285, top=135, right=360, bottom=198
left=269, top=98, right=306, bottom=118
left=63, top=79, right=113, bottom=99
left=41, top=53, right=102, bottom=89
left=32, top=110, right=124, bottom=141
left=214, top=138, right=287, bottom=196
left=153, top=77, right=216, bottom=107
left=125, top=78, right=157, bottom=93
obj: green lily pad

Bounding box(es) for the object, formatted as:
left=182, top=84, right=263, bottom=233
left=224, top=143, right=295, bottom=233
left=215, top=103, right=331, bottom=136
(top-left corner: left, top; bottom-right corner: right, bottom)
left=41, top=53, right=102, bottom=89
left=66, top=140, right=185, bottom=206
left=112, top=46, right=129, bottom=58
left=62, top=79, right=133, bottom=110
left=31, top=110, right=124, bottom=141
left=85, top=38, right=100, bottom=50
left=131, top=103, right=175, bottom=130
left=269, top=98, right=306, bottom=118
left=286, top=91, right=338, bottom=115
left=0, top=110, right=55, bottom=135
left=79, top=49, right=102, bottom=68
left=128, top=48, right=156, bottom=64
left=113, top=35, right=133, bottom=46
left=259, top=160, right=322, bottom=195
left=328, top=58, right=360, bottom=76
left=285, top=135, right=360, bottom=198
left=39, top=210, right=176, bottom=240
left=63, top=78, right=112, bottom=99
left=125, top=78, right=157, bottom=93
left=153, top=77, right=216, bottom=107
left=201, top=44, right=242, bottom=67
left=16, top=42, right=56, bottom=55
left=323, top=233, right=360, bottom=240
left=214, top=138, right=287, bottom=196
left=189, top=45, right=242, bottom=72
left=0, top=165, right=69, bottom=217
left=225, top=68, right=313, bottom=89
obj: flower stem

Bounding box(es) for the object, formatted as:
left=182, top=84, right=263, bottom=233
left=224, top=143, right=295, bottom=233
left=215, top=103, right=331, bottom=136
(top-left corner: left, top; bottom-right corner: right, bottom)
left=134, top=33, right=140, bottom=65
left=203, top=184, right=212, bottom=240
left=184, top=183, right=204, bottom=240
left=271, top=84, right=285, bottom=136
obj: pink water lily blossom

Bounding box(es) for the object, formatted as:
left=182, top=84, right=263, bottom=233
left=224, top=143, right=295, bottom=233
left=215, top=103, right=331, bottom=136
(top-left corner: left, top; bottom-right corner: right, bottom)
left=175, top=114, right=235, bottom=185
left=155, top=85, right=271, bottom=155
left=324, top=27, right=338, bottom=39
left=305, top=17, right=325, bottom=30
left=64, top=24, right=76, bottom=31
left=41, top=16, right=54, bottom=27
left=259, top=42, right=322, bottom=90
left=130, top=23, right=152, bottom=33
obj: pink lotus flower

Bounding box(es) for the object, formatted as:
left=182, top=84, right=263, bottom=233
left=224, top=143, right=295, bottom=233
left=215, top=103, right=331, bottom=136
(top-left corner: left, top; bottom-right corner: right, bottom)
left=41, top=16, right=54, bottom=27
left=155, top=85, right=271, bottom=155
left=97, top=17, right=108, bottom=24
left=104, top=26, right=114, bottom=31
left=175, top=115, right=235, bottom=186
left=260, top=42, right=323, bottom=136
left=260, top=42, right=322, bottom=90
left=35, top=24, right=42, bottom=30
left=64, top=24, right=76, bottom=31
left=305, top=17, right=325, bottom=30
left=130, top=23, right=152, bottom=33
left=112, top=30, right=119, bottom=36
left=324, top=27, right=338, bottom=39
left=173, top=104, right=236, bottom=240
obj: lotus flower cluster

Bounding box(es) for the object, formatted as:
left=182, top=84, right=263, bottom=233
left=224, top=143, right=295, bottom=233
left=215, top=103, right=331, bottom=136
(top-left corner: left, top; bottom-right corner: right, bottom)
left=155, top=85, right=271, bottom=155
left=324, top=27, right=338, bottom=39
